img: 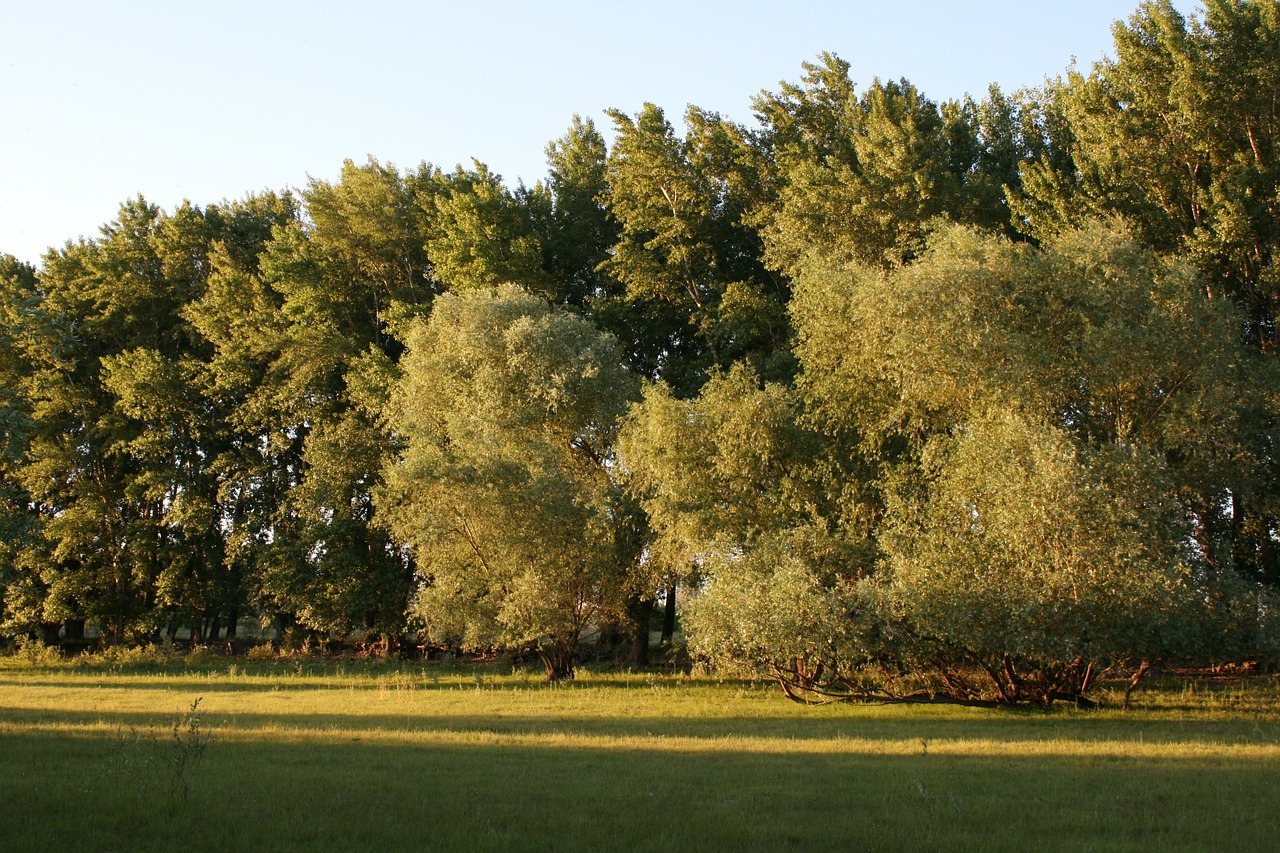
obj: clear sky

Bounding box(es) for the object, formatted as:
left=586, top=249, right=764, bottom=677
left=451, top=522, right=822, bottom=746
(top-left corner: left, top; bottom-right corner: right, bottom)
left=1, top=0, right=1196, bottom=267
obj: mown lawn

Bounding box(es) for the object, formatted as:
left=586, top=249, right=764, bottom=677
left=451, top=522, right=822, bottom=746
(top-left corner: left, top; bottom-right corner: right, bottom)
left=0, top=656, right=1277, bottom=851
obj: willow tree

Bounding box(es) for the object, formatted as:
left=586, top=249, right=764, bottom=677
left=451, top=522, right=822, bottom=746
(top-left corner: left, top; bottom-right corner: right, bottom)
left=793, top=222, right=1274, bottom=703
left=631, top=222, right=1274, bottom=705
left=378, top=286, right=642, bottom=680
left=618, top=364, right=875, bottom=687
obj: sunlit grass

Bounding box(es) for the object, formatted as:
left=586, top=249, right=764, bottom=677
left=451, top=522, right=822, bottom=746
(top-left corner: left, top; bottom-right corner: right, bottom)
left=1, top=656, right=1277, bottom=851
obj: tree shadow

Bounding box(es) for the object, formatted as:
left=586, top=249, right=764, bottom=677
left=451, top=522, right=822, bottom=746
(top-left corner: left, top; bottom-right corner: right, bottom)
left=5, top=702, right=1279, bottom=751
left=0, top=726, right=1277, bottom=852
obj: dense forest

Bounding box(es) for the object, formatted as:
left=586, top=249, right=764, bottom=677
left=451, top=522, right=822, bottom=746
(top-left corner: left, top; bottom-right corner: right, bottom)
left=3, top=0, right=1279, bottom=703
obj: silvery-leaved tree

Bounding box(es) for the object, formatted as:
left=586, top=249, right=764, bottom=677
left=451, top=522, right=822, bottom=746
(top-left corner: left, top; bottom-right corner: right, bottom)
left=790, top=221, right=1276, bottom=703
left=378, top=286, right=643, bottom=680
left=631, top=221, right=1276, bottom=705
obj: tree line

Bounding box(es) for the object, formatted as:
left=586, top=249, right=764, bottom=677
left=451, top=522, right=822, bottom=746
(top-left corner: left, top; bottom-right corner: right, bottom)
left=2, top=0, right=1278, bottom=701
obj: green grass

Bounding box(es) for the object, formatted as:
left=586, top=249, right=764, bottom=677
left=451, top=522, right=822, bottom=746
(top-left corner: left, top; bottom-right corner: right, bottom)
left=1, top=655, right=1277, bottom=852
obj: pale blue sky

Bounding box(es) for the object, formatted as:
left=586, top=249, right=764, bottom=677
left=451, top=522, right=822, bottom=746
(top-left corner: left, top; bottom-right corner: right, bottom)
left=2, top=1, right=1196, bottom=267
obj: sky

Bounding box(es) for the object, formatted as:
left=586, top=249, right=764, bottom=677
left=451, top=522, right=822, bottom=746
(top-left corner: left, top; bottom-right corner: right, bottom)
left=2, top=0, right=1198, bottom=268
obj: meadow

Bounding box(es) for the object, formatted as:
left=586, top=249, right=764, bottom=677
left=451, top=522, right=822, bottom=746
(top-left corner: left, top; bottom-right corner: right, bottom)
left=1, top=651, right=1277, bottom=852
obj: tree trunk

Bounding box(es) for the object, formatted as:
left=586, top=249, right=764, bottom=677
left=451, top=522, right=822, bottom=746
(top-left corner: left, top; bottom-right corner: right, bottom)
left=629, top=597, right=654, bottom=665
left=1123, top=660, right=1151, bottom=711
left=661, top=582, right=677, bottom=645
left=272, top=613, right=297, bottom=647
left=1259, top=514, right=1279, bottom=586
left=538, top=642, right=576, bottom=682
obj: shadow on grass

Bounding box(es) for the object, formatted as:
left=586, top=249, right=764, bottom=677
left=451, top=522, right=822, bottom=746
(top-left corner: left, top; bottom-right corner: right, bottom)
left=0, top=676, right=383, bottom=693
left=0, top=673, right=712, bottom=693
left=5, top=703, right=1279, bottom=750
left=0, top=725, right=1277, bottom=852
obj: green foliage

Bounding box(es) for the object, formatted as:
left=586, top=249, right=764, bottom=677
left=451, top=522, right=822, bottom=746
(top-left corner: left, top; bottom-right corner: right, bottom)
left=1009, top=0, right=1280, bottom=587
left=4, top=5, right=1280, bottom=716
left=11, top=197, right=248, bottom=642
left=603, top=103, right=789, bottom=392
left=796, top=220, right=1274, bottom=573
left=788, top=219, right=1269, bottom=696
left=185, top=163, right=433, bottom=639
left=620, top=365, right=876, bottom=696
left=749, top=53, right=1020, bottom=275
left=665, top=221, right=1276, bottom=703
left=877, top=410, right=1244, bottom=703
left=795, top=220, right=1262, bottom=441
left=425, top=162, right=551, bottom=295
left=0, top=255, right=67, bottom=633
left=1016, top=0, right=1280, bottom=329
left=682, top=534, right=861, bottom=680
left=620, top=364, right=870, bottom=567
left=0, top=256, right=45, bottom=465
left=542, top=116, right=619, bottom=309
left=379, top=287, right=642, bottom=679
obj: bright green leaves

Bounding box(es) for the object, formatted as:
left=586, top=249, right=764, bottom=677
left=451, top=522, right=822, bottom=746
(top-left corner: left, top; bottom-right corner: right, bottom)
left=1016, top=0, right=1280, bottom=330
left=640, top=220, right=1274, bottom=703
left=794, top=221, right=1260, bottom=456
left=3, top=5, right=1278, bottom=699
left=682, top=536, right=862, bottom=681
left=604, top=103, right=788, bottom=391
left=304, top=158, right=435, bottom=304
left=751, top=54, right=1007, bottom=274
left=879, top=411, right=1213, bottom=702
left=425, top=162, right=551, bottom=296
left=620, top=364, right=875, bottom=692
left=605, top=104, right=719, bottom=310
left=621, top=365, right=828, bottom=563
left=793, top=221, right=1271, bottom=700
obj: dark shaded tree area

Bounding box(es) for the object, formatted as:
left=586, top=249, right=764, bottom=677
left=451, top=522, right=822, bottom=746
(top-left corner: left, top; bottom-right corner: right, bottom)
left=2, top=1, right=1277, bottom=695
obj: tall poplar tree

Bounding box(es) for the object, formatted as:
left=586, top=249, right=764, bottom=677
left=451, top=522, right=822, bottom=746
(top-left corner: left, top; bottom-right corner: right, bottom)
left=188, top=159, right=435, bottom=642
left=1013, top=0, right=1280, bottom=585
left=603, top=103, right=788, bottom=393
left=12, top=197, right=277, bottom=642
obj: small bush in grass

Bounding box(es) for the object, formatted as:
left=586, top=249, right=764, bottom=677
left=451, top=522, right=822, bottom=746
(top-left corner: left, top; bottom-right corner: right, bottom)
left=11, top=635, right=63, bottom=666
left=101, top=697, right=212, bottom=806
left=167, top=698, right=211, bottom=802
left=181, top=645, right=219, bottom=667
left=246, top=642, right=280, bottom=661
left=94, top=643, right=173, bottom=669
left=103, top=724, right=160, bottom=802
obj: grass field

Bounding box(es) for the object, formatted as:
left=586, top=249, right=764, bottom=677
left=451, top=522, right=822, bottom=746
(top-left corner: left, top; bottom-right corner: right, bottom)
left=0, top=653, right=1277, bottom=852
